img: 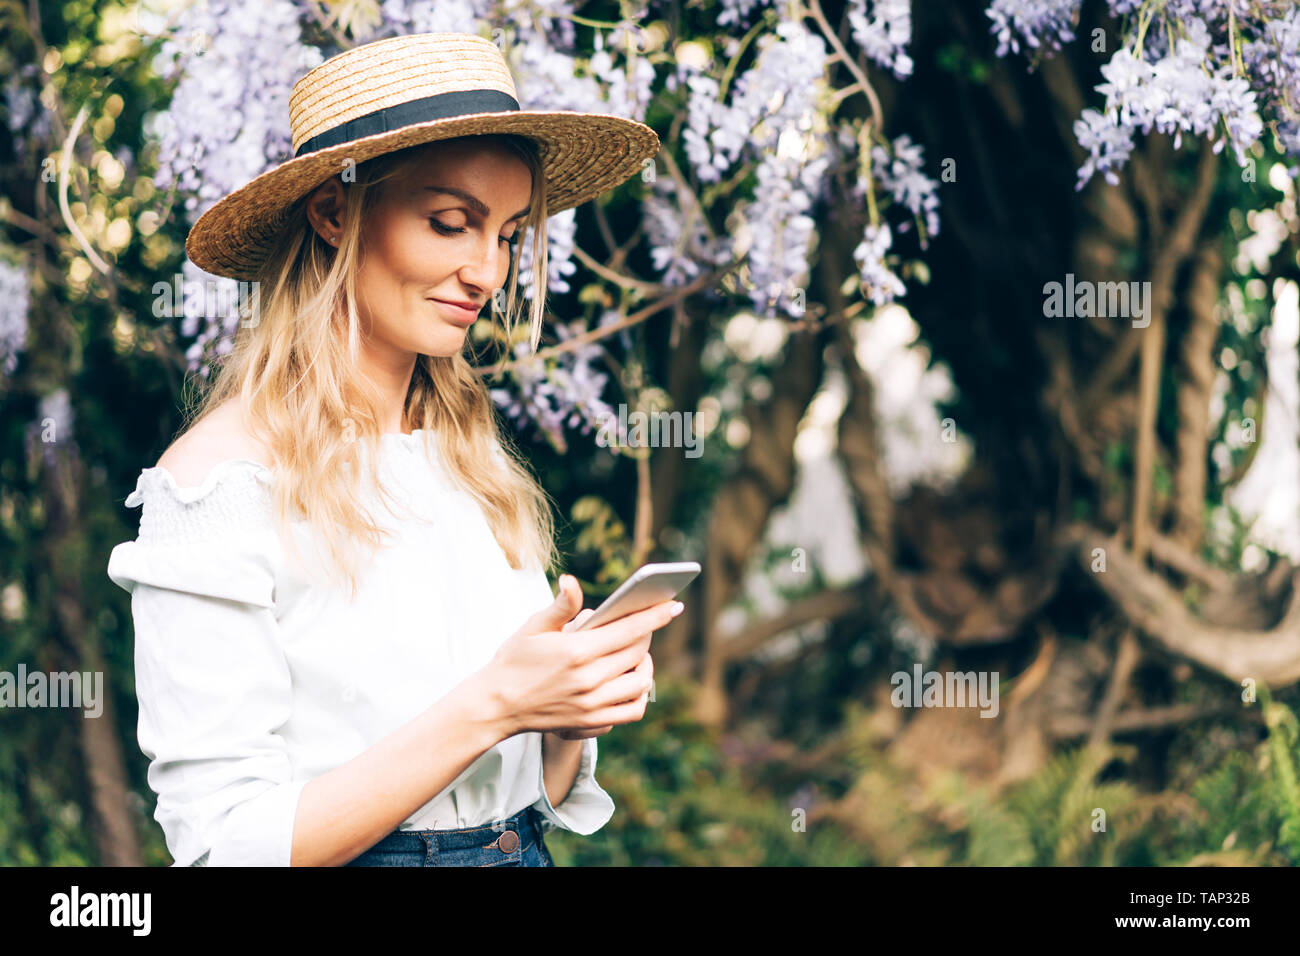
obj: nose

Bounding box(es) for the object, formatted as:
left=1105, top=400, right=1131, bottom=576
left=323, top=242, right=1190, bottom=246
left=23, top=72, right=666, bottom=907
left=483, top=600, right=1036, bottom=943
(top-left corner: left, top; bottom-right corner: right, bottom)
left=457, top=232, right=509, bottom=295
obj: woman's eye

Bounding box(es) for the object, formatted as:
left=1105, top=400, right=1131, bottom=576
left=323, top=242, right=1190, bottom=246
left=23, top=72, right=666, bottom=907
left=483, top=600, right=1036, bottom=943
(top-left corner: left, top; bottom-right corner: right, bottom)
left=429, top=218, right=465, bottom=236
left=430, top=218, right=517, bottom=248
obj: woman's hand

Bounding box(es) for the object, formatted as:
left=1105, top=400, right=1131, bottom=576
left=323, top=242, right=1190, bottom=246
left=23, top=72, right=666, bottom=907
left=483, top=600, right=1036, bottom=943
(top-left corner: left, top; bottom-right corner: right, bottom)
left=482, top=574, right=672, bottom=739
left=550, top=607, right=658, bottom=738
left=552, top=607, right=614, bottom=739
left=551, top=584, right=660, bottom=738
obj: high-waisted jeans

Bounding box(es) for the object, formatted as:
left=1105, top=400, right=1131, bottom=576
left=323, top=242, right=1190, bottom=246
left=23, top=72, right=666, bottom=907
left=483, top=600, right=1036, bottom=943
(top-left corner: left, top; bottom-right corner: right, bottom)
left=344, top=806, right=555, bottom=867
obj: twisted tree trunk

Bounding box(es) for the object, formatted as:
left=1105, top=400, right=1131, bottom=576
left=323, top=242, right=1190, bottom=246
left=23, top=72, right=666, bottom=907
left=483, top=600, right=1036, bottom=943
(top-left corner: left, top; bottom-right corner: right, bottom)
left=42, top=438, right=142, bottom=866
left=1173, top=240, right=1224, bottom=549
left=693, top=323, right=828, bottom=726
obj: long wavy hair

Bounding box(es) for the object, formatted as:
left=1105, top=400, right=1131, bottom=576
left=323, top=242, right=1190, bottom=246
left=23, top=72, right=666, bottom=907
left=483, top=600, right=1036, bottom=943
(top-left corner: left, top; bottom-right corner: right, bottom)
left=181, top=133, right=559, bottom=600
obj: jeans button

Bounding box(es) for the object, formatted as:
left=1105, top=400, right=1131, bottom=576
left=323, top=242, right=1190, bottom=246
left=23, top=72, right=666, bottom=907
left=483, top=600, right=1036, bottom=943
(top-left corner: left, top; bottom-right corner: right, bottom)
left=498, top=830, right=519, bottom=853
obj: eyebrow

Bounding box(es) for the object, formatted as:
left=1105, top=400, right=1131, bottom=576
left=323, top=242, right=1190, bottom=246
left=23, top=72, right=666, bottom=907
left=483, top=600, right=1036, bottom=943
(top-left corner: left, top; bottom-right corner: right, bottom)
left=423, top=186, right=529, bottom=222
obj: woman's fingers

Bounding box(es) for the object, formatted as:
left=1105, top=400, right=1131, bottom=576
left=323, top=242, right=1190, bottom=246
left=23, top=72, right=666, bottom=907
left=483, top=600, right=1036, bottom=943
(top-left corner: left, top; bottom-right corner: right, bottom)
left=586, top=653, right=654, bottom=709
left=576, top=600, right=681, bottom=661
left=562, top=607, right=597, bottom=633
left=578, top=632, right=651, bottom=691
left=559, top=655, right=653, bottom=731
left=554, top=724, right=614, bottom=739
left=585, top=694, right=653, bottom=729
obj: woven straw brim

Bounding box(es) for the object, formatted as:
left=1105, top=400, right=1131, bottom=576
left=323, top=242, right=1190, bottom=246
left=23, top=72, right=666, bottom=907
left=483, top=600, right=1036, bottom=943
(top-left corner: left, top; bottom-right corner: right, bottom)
left=185, top=111, right=660, bottom=281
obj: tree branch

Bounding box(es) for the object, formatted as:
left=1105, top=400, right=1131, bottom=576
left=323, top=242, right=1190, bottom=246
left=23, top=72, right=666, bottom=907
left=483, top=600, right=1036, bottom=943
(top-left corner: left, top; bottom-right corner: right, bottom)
left=475, top=259, right=741, bottom=376
left=718, top=584, right=863, bottom=664
left=1065, top=525, right=1300, bottom=686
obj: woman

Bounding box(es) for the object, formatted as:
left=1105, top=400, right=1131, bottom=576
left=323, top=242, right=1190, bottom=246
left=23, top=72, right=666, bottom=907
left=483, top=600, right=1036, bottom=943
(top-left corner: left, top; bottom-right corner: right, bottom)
left=106, top=33, right=677, bottom=867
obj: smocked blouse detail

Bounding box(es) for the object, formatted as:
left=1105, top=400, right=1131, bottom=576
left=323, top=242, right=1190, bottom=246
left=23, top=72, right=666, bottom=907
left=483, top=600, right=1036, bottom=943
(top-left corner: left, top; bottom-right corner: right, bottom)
left=106, top=431, right=615, bottom=866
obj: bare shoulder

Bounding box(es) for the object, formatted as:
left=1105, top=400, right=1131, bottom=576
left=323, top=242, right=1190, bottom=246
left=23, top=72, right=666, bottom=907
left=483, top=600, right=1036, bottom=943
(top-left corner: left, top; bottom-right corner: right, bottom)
left=154, top=400, right=273, bottom=490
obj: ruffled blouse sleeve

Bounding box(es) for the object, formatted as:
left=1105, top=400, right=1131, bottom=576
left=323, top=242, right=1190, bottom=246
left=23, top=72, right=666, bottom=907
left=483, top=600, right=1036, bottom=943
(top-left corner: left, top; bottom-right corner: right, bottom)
left=106, top=460, right=307, bottom=867
left=533, top=735, right=616, bottom=836
left=522, top=566, right=617, bottom=836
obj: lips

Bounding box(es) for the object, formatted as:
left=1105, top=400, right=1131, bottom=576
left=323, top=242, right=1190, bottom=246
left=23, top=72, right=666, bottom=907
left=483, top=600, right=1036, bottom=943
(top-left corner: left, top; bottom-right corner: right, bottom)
left=429, top=298, right=481, bottom=325
left=434, top=298, right=482, bottom=312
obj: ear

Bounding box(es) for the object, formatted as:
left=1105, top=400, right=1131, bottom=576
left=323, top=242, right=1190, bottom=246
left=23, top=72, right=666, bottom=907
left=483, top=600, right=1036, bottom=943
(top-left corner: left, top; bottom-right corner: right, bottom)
left=304, top=177, right=345, bottom=244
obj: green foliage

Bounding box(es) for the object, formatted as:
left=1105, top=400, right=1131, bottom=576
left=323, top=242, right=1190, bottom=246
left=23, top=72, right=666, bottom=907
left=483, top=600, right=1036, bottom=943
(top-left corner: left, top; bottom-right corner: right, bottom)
left=934, top=43, right=991, bottom=84
left=0, top=715, right=95, bottom=865
left=900, top=708, right=1300, bottom=866
left=568, top=495, right=635, bottom=590
left=1176, top=749, right=1283, bottom=863
left=541, top=680, right=1300, bottom=866
left=1257, top=684, right=1300, bottom=862
left=924, top=769, right=1035, bottom=866
left=0, top=0, right=258, bottom=868
left=545, top=680, right=864, bottom=866
left=1005, top=744, right=1139, bottom=864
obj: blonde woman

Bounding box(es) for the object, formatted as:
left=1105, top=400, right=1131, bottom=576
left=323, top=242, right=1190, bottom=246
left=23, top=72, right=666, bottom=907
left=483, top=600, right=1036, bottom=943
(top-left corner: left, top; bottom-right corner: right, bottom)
left=106, top=33, right=678, bottom=867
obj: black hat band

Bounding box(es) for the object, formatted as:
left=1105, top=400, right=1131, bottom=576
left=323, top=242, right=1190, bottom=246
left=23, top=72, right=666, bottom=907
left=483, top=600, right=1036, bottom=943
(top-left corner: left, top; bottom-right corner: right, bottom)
left=294, top=89, right=522, bottom=158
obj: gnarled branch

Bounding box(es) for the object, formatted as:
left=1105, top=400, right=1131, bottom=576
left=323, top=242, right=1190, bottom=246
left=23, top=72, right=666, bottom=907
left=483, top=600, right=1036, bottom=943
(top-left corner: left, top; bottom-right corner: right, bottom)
left=1066, top=526, right=1300, bottom=686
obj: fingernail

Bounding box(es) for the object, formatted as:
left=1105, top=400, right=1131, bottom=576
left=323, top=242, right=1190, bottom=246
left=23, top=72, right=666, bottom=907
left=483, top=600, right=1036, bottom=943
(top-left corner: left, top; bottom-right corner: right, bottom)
left=670, top=601, right=684, bottom=617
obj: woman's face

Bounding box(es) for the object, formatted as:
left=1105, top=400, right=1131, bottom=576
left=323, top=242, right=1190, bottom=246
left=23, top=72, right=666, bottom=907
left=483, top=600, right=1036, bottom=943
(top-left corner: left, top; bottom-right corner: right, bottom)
left=317, top=138, right=533, bottom=362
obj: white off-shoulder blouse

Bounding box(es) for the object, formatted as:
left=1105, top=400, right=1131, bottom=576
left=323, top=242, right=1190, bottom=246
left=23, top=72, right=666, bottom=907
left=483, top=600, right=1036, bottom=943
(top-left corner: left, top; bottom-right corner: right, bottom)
left=106, top=428, right=615, bottom=867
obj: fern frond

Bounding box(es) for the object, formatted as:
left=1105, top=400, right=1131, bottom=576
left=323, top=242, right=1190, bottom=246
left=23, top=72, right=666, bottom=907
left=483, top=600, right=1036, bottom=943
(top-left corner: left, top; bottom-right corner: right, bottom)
left=1257, top=684, right=1300, bottom=862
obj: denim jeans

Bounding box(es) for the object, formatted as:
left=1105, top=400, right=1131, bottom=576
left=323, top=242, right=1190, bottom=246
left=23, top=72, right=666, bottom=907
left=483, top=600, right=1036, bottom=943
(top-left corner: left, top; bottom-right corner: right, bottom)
left=344, top=806, right=555, bottom=867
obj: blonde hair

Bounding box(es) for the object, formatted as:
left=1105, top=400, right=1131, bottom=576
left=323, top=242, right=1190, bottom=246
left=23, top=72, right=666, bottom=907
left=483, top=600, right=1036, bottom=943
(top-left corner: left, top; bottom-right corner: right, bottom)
left=183, top=134, right=559, bottom=601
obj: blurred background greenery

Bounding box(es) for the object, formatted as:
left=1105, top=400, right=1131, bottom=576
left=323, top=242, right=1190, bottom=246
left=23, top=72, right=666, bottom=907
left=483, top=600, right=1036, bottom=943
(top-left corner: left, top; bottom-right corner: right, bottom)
left=3, top=0, right=1300, bottom=866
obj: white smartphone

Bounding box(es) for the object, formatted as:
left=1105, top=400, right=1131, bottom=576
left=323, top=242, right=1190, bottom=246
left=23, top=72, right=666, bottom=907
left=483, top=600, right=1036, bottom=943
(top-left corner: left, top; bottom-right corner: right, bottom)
left=572, top=561, right=701, bottom=632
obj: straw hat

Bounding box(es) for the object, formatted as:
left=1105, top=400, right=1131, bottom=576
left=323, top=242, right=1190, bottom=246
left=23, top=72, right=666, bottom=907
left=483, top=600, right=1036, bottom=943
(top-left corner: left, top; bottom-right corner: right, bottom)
left=185, top=32, right=661, bottom=281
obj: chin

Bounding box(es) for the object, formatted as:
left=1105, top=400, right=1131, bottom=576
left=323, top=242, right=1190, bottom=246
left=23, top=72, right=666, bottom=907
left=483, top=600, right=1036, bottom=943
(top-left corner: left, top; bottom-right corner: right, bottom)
left=420, top=334, right=469, bottom=358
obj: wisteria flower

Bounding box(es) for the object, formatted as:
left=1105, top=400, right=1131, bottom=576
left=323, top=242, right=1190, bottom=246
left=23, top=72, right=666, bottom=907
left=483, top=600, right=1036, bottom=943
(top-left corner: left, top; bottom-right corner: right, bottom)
left=986, top=0, right=1082, bottom=57
left=854, top=223, right=906, bottom=305
left=871, top=134, right=941, bottom=243
left=848, top=0, right=914, bottom=79
left=0, top=255, right=30, bottom=377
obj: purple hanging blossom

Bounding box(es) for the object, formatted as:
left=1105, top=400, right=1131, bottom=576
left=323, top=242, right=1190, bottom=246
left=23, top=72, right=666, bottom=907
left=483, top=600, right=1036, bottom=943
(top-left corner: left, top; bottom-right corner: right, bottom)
left=376, top=0, right=485, bottom=36
left=848, top=0, right=914, bottom=79
left=35, top=387, right=75, bottom=467
left=489, top=316, right=617, bottom=450
left=4, top=65, right=53, bottom=162
left=517, top=207, right=578, bottom=298
left=854, top=223, right=906, bottom=306
left=990, top=2, right=1295, bottom=182
left=151, top=0, right=322, bottom=219
left=644, top=172, right=733, bottom=288
left=725, top=20, right=835, bottom=315
left=1074, top=17, right=1264, bottom=186
left=1073, top=108, right=1136, bottom=187
left=742, top=149, right=832, bottom=318
left=680, top=68, right=732, bottom=185
left=1242, top=5, right=1300, bottom=163
left=718, top=0, right=774, bottom=29
left=0, top=255, right=30, bottom=378
left=986, top=0, right=1082, bottom=57
left=871, top=134, right=940, bottom=243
